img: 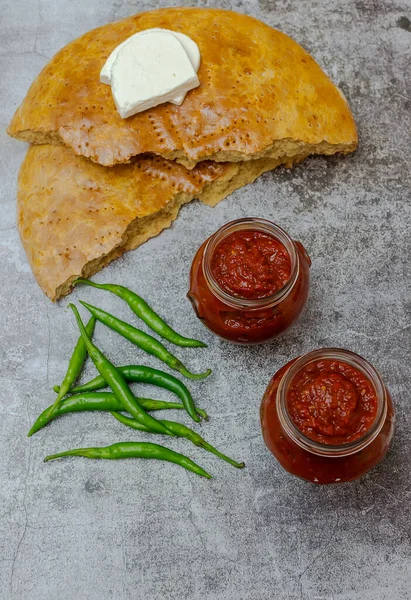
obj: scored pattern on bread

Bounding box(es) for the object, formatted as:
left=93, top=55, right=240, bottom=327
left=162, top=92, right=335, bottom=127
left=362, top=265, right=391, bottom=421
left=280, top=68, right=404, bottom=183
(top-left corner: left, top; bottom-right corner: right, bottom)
left=17, top=145, right=309, bottom=300
left=8, top=7, right=357, bottom=169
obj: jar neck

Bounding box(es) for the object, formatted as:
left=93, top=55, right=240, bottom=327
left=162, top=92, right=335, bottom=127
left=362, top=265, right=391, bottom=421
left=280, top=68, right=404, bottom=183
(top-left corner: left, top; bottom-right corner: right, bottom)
left=202, top=217, right=299, bottom=309
left=276, top=348, right=388, bottom=457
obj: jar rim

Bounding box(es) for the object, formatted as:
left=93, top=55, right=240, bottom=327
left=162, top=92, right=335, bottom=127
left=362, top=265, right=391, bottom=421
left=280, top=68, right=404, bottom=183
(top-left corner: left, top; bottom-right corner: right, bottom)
left=276, top=348, right=388, bottom=457
left=202, top=217, right=299, bottom=309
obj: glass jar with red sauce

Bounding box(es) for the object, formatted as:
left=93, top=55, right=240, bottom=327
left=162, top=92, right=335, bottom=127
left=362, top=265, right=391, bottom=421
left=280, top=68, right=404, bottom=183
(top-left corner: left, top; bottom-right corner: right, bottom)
left=187, top=218, right=311, bottom=344
left=260, top=348, right=395, bottom=484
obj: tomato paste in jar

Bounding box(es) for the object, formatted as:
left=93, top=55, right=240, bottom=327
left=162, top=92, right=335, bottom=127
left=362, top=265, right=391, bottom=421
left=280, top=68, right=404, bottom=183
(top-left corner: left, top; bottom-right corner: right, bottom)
left=210, top=230, right=292, bottom=299
left=188, top=218, right=311, bottom=344
left=287, top=359, right=378, bottom=445
left=260, top=349, right=394, bottom=484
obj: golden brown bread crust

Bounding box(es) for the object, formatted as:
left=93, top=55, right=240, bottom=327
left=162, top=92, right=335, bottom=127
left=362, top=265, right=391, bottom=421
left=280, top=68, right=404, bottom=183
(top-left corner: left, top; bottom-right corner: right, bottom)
left=17, top=144, right=309, bottom=300
left=8, top=7, right=357, bottom=168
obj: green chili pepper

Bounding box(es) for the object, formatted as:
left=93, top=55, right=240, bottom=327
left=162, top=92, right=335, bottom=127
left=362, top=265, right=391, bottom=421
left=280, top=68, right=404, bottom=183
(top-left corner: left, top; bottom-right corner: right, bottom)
left=56, top=364, right=208, bottom=421
left=111, top=412, right=245, bottom=469
left=28, top=392, right=207, bottom=436
left=28, top=316, right=96, bottom=436
left=44, top=441, right=212, bottom=479
left=26, top=391, right=242, bottom=468
left=73, top=279, right=206, bottom=348
left=79, top=300, right=212, bottom=385
left=68, top=304, right=174, bottom=437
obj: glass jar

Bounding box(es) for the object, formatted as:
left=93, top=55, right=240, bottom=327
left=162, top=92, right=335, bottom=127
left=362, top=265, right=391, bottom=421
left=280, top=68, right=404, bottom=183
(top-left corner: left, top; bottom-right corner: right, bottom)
left=260, top=348, right=395, bottom=484
left=187, top=218, right=311, bottom=344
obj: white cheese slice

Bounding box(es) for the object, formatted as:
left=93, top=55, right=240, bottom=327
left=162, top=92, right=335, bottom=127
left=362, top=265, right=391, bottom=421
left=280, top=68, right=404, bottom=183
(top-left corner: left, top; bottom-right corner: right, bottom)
left=100, top=28, right=201, bottom=106
left=110, top=30, right=200, bottom=118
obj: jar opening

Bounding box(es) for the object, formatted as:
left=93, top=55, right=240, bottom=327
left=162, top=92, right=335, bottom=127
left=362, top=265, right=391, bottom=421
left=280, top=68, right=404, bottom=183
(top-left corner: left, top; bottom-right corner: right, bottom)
left=276, top=349, right=387, bottom=457
left=202, top=218, right=299, bottom=309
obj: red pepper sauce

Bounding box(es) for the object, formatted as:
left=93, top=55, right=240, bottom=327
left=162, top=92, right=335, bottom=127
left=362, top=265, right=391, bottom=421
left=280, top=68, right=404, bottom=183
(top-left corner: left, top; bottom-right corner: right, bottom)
left=260, top=358, right=394, bottom=484
left=287, top=359, right=378, bottom=445
left=210, top=230, right=291, bottom=299
left=188, top=236, right=311, bottom=344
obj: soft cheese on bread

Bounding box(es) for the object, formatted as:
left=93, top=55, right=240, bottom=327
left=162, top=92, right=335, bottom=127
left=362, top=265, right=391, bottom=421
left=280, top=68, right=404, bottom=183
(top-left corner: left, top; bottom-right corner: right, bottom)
left=100, top=28, right=201, bottom=106
left=111, top=30, right=200, bottom=118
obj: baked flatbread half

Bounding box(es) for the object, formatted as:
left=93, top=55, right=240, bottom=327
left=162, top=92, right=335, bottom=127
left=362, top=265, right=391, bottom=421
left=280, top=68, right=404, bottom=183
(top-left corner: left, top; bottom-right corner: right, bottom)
left=18, top=145, right=306, bottom=300
left=8, top=7, right=357, bottom=169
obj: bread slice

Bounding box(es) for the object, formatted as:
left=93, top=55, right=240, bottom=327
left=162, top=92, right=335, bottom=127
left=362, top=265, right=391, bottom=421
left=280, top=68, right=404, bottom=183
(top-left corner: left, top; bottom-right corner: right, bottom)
left=8, top=7, right=357, bottom=169
left=17, top=145, right=308, bottom=300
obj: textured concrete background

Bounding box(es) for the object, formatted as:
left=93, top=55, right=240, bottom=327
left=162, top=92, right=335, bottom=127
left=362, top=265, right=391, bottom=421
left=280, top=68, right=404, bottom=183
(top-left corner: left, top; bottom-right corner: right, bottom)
left=1, top=0, right=411, bottom=599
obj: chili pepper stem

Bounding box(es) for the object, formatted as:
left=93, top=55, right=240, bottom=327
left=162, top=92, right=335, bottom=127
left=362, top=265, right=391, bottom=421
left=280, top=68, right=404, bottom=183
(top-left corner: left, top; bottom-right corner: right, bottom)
left=44, top=448, right=104, bottom=461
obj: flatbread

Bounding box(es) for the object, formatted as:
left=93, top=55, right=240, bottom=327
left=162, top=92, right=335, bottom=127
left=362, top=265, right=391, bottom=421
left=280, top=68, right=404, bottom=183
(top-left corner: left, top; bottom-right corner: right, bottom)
left=18, top=144, right=307, bottom=300
left=8, top=7, right=357, bottom=169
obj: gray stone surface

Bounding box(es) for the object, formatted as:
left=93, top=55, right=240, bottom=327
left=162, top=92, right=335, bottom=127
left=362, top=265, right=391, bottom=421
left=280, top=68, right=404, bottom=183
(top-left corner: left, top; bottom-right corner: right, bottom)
left=1, top=0, right=411, bottom=598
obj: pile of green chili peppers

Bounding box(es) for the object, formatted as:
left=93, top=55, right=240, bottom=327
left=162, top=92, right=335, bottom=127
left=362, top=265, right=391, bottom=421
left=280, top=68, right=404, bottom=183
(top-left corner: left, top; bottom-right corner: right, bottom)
left=29, top=280, right=245, bottom=479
